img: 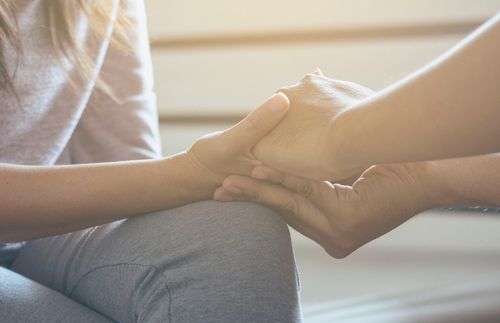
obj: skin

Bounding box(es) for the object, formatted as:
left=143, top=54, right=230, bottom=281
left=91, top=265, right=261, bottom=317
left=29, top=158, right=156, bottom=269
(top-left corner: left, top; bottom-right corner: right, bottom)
left=215, top=13, right=500, bottom=257
left=0, top=93, right=289, bottom=243
left=5, top=12, right=500, bottom=258
left=253, top=69, right=375, bottom=181
left=254, top=13, right=500, bottom=181
left=215, top=155, right=500, bottom=258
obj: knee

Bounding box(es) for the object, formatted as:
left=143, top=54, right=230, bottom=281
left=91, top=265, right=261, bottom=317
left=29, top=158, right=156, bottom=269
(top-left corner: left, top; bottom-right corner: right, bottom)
left=195, top=201, right=301, bottom=321
left=199, top=200, right=294, bottom=260
left=198, top=200, right=296, bottom=277
left=174, top=200, right=295, bottom=270
left=62, top=201, right=300, bottom=322
left=145, top=201, right=301, bottom=322
left=159, top=200, right=298, bottom=288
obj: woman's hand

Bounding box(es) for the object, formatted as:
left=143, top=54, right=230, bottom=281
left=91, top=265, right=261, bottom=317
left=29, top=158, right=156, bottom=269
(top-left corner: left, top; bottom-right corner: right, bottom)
left=0, top=94, right=290, bottom=243
left=214, top=163, right=438, bottom=258
left=188, top=93, right=290, bottom=181
left=252, top=70, right=375, bottom=181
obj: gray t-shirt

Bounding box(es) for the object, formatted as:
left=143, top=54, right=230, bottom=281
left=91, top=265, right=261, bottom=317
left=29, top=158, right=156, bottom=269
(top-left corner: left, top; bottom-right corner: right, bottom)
left=0, top=0, right=162, bottom=264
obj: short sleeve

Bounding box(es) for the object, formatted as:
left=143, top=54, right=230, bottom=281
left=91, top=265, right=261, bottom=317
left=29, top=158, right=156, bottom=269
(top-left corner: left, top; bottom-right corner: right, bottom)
left=67, top=0, right=162, bottom=163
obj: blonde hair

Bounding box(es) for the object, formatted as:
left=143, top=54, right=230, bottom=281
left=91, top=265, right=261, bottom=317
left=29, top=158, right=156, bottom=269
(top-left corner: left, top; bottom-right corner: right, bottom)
left=0, top=0, right=131, bottom=96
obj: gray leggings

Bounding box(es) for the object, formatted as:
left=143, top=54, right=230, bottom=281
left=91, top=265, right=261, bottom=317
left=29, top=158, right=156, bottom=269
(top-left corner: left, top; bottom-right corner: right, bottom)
left=2, top=201, right=301, bottom=322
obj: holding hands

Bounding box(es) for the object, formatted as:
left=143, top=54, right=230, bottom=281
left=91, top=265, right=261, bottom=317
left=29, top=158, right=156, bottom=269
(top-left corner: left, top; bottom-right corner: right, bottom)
left=253, top=70, right=374, bottom=181
left=198, top=64, right=500, bottom=258
left=207, top=71, right=467, bottom=257
left=201, top=14, right=500, bottom=258
left=200, top=71, right=421, bottom=257
left=187, top=92, right=290, bottom=181
left=214, top=163, right=436, bottom=258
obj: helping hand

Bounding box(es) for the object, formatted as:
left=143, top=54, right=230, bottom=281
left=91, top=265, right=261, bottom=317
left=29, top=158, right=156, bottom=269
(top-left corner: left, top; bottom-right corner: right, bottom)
left=214, top=163, right=436, bottom=258
left=253, top=70, right=375, bottom=181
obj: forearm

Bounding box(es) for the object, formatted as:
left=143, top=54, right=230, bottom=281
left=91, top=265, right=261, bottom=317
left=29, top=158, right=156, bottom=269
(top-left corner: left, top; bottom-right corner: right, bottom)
left=330, top=14, right=500, bottom=175
left=424, top=154, right=500, bottom=208
left=0, top=152, right=221, bottom=243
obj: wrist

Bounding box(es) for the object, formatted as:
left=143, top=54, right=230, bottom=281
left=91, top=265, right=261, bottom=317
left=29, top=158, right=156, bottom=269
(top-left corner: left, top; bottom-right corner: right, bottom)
left=186, top=149, right=225, bottom=190
left=421, top=159, right=473, bottom=207
left=325, top=110, right=366, bottom=181
left=167, top=151, right=224, bottom=201
left=409, top=160, right=457, bottom=208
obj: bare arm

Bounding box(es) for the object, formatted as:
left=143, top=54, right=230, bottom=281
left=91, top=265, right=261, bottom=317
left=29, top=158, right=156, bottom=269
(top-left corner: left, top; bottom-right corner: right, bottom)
left=429, top=154, right=500, bottom=207
left=0, top=153, right=218, bottom=243
left=0, top=94, right=289, bottom=243
left=330, top=13, right=500, bottom=176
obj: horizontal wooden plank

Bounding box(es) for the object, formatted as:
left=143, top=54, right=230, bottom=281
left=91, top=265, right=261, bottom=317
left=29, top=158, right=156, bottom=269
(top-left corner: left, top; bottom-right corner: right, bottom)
left=152, top=35, right=463, bottom=117
left=150, top=21, right=481, bottom=49
left=145, top=0, right=499, bottom=39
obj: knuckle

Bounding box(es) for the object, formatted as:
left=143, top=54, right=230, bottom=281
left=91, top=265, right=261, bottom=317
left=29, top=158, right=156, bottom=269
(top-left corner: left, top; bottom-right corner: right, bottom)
left=246, top=114, right=261, bottom=132
left=297, top=181, right=315, bottom=198
left=302, top=73, right=316, bottom=82
left=250, top=189, right=261, bottom=202
left=280, top=196, right=300, bottom=216
left=274, top=173, right=286, bottom=185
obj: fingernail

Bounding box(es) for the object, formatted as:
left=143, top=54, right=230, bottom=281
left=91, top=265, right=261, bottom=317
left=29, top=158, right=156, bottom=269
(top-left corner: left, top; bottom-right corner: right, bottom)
left=252, top=169, right=268, bottom=180
left=269, top=93, right=289, bottom=114
left=225, top=185, right=242, bottom=195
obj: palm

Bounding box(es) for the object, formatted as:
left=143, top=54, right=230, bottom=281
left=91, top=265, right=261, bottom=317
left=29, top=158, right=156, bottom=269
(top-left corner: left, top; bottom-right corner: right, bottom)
left=319, top=165, right=428, bottom=255
left=217, top=163, right=431, bottom=258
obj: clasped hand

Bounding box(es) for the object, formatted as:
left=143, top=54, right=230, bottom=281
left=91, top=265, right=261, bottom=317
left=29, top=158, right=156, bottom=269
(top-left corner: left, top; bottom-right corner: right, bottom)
left=190, top=71, right=436, bottom=257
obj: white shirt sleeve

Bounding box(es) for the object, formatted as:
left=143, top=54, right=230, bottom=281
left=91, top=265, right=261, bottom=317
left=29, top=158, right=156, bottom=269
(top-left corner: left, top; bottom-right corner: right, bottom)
left=67, top=0, right=162, bottom=163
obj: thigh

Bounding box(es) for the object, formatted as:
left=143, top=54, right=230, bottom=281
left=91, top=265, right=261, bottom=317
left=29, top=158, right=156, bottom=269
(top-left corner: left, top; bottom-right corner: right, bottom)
left=0, top=242, right=25, bottom=267
left=0, top=267, right=113, bottom=323
left=11, top=201, right=301, bottom=323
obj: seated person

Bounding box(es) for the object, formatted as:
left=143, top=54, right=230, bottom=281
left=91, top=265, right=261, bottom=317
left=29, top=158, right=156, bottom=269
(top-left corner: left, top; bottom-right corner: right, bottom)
left=0, top=1, right=299, bottom=322
left=2, top=0, right=499, bottom=321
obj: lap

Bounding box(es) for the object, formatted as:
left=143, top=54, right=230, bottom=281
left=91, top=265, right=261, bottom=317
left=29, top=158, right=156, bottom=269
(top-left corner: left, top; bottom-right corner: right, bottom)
left=11, top=201, right=300, bottom=322
left=0, top=267, right=113, bottom=323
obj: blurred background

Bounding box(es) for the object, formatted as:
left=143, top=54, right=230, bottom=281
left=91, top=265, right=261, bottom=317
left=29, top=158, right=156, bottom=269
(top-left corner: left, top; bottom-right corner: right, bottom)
left=144, top=1, right=500, bottom=321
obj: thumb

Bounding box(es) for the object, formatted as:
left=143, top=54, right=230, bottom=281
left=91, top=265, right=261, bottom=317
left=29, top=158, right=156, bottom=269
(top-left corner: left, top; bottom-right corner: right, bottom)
left=225, top=93, right=289, bottom=147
